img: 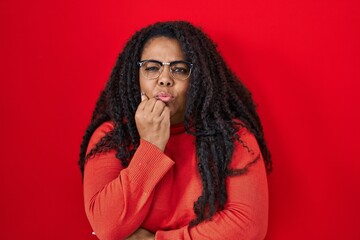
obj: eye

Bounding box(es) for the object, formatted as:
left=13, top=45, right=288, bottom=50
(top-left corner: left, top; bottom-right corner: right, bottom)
left=145, top=66, right=160, bottom=72
left=142, top=61, right=162, bottom=72
left=173, top=67, right=189, bottom=74
left=171, top=62, right=190, bottom=75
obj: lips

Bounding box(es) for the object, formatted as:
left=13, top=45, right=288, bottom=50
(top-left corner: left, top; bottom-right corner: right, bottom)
left=155, top=92, right=174, bottom=103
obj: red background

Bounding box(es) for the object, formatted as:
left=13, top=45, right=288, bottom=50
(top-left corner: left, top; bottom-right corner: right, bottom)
left=1, top=0, right=359, bottom=239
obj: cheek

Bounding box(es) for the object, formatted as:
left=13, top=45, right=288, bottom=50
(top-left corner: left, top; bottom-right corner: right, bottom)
left=177, top=82, right=190, bottom=103
left=139, top=77, right=150, bottom=92
left=180, top=82, right=190, bottom=97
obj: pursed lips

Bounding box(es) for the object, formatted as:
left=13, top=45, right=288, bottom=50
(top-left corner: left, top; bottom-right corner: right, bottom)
left=155, top=92, right=174, bottom=103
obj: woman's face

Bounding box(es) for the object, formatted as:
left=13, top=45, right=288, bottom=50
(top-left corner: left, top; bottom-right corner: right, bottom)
left=139, top=37, right=190, bottom=125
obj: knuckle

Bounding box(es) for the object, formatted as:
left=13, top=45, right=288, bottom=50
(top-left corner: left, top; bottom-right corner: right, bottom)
left=153, top=116, right=161, bottom=123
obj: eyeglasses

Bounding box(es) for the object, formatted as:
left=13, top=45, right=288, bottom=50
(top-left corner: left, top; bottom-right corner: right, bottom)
left=137, top=60, right=193, bottom=81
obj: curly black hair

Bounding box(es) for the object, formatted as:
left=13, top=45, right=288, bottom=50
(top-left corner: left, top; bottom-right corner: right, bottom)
left=78, top=21, right=271, bottom=227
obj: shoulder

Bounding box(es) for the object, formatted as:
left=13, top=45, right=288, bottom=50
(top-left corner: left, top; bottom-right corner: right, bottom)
left=235, top=127, right=260, bottom=154
left=230, top=126, right=262, bottom=169
left=92, top=121, right=114, bottom=137
left=86, top=121, right=114, bottom=155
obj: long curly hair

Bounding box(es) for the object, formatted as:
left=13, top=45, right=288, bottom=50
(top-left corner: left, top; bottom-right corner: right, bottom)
left=78, top=21, right=271, bottom=227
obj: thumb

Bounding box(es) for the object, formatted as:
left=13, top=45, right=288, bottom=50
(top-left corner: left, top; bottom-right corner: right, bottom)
left=141, top=92, right=148, bottom=101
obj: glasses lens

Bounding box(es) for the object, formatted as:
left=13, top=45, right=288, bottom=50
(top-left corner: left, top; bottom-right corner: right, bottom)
left=170, top=62, right=192, bottom=80
left=141, top=61, right=162, bottom=79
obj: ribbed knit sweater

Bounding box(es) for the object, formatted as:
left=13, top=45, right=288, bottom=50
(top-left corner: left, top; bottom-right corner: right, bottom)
left=83, top=122, right=268, bottom=240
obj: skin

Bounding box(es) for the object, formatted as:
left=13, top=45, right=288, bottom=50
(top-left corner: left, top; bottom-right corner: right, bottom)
left=126, top=228, right=155, bottom=240
left=135, top=37, right=190, bottom=151
left=131, top=37, right=190, bottom=239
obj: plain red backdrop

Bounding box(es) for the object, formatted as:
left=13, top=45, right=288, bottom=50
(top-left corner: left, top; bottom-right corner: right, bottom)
left=0, top=0, right=359, bottom=239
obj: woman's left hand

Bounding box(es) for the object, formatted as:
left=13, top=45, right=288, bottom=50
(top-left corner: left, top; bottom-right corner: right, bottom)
left=126, top=228, right=155, bottom=240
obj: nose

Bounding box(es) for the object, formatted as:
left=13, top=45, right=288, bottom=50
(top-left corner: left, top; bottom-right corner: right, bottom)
left=158, top=66, right=174, bottom=87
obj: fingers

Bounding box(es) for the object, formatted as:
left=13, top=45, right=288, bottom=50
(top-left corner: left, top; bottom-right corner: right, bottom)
left=138, top=92, right=149, bottom=110
left=151, top=100, right=166, bottom=116
left=137, top=92, right=167, bottom=116
left=142, top=98, right=157, bottom=113
left=160, top=105, right=170, bottom=120
left=141, top=92, right=148, bottom=102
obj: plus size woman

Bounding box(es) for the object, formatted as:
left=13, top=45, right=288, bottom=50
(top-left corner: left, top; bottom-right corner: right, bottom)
left=79, top=21, right=271, bottom=240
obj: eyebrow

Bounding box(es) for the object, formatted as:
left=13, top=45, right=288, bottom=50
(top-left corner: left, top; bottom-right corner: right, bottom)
left=140, top=59, right=187, bottom=62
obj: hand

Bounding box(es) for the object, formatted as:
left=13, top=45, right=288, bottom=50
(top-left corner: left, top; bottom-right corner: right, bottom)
left=126, top=228, right=155, bottom=240
left=135, top=93, right=170, bottom=151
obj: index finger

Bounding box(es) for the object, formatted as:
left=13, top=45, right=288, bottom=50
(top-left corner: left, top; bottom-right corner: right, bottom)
left=141, top=92, right=148, bottom=102
left=137, top=92, right=149, bottom=110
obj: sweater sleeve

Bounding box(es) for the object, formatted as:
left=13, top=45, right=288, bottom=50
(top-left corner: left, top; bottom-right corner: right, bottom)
left=155, top=129, right=269, bottom=240
left=83, top=122, right=175, bottom=240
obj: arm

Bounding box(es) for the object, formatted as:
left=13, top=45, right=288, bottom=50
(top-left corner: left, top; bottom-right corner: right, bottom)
left=83, top=123, right=174, bottom=240
left=155, top=129, right=269, bottom=240
left=84, top=95, right=172, bottom=240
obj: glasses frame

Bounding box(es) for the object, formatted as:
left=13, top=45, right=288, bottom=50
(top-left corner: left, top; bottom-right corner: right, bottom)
left=137, top=60, right=193, bottom=80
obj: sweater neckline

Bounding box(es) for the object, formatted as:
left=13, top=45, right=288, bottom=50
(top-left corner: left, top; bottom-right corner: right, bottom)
left=170, top=123, right=185, bottom=134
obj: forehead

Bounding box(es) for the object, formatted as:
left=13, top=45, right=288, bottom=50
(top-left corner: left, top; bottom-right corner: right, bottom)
left=141, top=37, right=186, bottom=61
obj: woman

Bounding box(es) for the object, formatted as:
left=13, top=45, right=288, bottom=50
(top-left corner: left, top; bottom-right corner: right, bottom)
left=79, top=21, right=272, bottom=240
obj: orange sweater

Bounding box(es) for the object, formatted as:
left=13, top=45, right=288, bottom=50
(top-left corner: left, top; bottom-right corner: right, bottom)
left=83, top=122, right=268, bottom=240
